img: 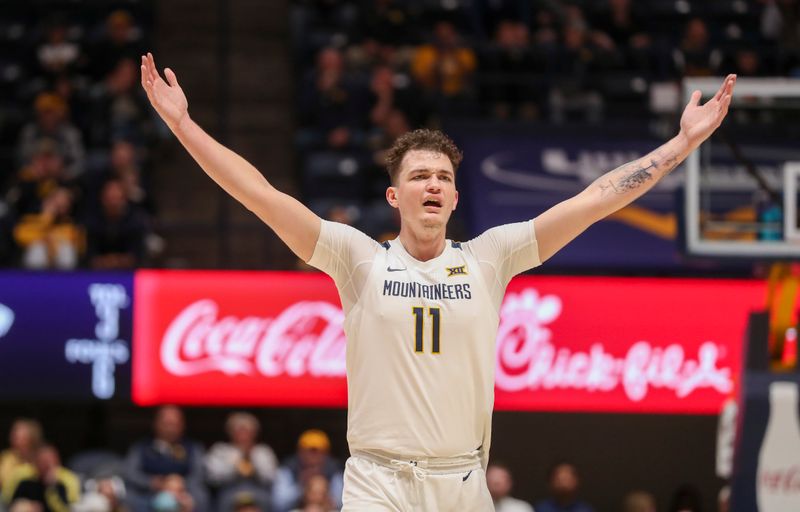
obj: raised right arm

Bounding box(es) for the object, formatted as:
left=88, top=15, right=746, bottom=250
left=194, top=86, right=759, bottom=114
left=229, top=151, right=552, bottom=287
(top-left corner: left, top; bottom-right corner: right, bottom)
left=141, top=53, right=320, bottom=261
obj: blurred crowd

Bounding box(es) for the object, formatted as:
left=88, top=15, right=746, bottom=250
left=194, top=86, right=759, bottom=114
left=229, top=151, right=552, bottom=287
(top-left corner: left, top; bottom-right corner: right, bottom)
left=291, top=0, right=800, bottom=238
left=0, top=408, right=732, bottom=512
left=2, top=0, right=798, bottom=268
left=0, top=409, right=341, bottom=512
left=0, top=3, right=162, bottom=269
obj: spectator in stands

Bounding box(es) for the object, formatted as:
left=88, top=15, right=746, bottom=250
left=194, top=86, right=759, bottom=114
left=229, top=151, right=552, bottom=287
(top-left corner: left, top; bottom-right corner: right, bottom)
left=205, top=412, right=277, bottom=512
left=761, top=0, right=800, bottom=75
left=109, top=140, right=152, bottom=214
left=124, top=406, right=208, bottom=512
left=762, top=0, right=800, bottom=40
left=589, top=0, right=652, bottom=71
left=151, top=475, right=194, bottom=512
left=272, top=430, right=342, bottom=512
left=86, top=178, right=148, bottom=269
left=548, top=18, right=607, bottom=124
left=1, top=444, right=80, bottom=512
left=366, top=63, right=427, bottom=132
left=6, top=139, right=71, bottom=218
left=88, top=58, right=151, bottom=149
left=411, top=21, right=477, bottom=103
left=368, top=107, right=410, bottom=173
left=35, top=16, right=83, bottom=79
left=481, top=20, right=543, bottom=120
left=17, top=93, right=85, bottom=178
left=0, top=420, right=43, bottom=490
left=51, top=72, right=91, bottom=137
left=80, top=476, right=128, bottom=512
left=298, top=47, right=368, bottom=151
left=288, top=475, right=336, bottom=512
left=534, top=462, right=595, bottom=512
left=486, top=462, right=534, bottom=512
left=671, top=18, right=723, bottom=77
left=729, top=48, right=765, bottom=77
left=622, top=490, right=657, bottom=512
left=230, top=493, right=260, bottom=512
left=13, top=186, right=83, bottom=270
left=89, top=10, right=144, bottom=80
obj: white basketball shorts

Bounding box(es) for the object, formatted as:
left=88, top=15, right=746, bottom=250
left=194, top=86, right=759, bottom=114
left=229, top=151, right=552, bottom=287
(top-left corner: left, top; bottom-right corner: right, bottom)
left=341, top=449, right=494, bottom=511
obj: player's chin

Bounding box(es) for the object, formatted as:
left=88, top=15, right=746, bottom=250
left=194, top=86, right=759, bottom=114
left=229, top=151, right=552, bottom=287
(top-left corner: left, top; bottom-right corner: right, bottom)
left=420, top=211, right=448, bottom=227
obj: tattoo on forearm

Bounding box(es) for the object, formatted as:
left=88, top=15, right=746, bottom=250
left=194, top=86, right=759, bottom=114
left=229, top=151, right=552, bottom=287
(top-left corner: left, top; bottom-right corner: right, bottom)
left=618, top=166, right=653, bottom=191
left=598, top=153, right=680, bottom=197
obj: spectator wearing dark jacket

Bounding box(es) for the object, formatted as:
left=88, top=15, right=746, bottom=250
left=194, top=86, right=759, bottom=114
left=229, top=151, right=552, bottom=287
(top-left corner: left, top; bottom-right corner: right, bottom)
left=272, top=431, right=342, bottom=512
left=124, top=407, right=208, bottom=512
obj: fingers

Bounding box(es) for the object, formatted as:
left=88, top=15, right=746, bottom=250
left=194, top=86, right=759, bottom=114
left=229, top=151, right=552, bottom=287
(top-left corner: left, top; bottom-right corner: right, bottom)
left=141, top=54, right=154, bottom=88
left=713, top=74, right=732, bottom=101
left=140, top=52, right=178, bottom=93
left=720, top=93, right=732, bottom=118
left=140, top=59, right=155, bottom=105
left=712, top=74, right=737, bottom=103
left=688, top=90, right=702, bottom=107
left=164, top=67, right=179, bottom=88
left=147, top=53, right=160, bottom=83
left=719, top=75, right=736, bottom=117
left=140, top=57, right=148, bottom=89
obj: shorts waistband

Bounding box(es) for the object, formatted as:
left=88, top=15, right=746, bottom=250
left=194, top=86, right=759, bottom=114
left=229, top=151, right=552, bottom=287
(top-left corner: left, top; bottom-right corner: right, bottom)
left=352, top=449, right=481, bottom=476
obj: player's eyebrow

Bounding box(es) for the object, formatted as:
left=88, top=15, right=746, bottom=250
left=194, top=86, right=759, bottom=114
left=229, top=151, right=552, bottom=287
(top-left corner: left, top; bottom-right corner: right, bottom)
left=408, top=168, right=453, bottom=178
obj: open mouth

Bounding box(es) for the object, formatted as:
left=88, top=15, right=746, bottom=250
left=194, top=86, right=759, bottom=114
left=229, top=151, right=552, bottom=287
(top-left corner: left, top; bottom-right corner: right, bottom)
left=423, top=199, right=442, bottom=208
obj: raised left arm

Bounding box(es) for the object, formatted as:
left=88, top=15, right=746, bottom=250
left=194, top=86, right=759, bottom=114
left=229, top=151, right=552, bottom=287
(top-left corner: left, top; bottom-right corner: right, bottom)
left=534, top=74, right=736, bottom=263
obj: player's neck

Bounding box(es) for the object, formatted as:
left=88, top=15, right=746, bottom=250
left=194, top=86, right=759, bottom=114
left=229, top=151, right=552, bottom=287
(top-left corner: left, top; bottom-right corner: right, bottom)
left=398, top=226, right=447, bottom=262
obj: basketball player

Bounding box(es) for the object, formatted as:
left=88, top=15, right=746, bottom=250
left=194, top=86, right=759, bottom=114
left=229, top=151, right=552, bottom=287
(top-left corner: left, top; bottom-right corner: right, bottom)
left=141, top=53, right=736, bottom=511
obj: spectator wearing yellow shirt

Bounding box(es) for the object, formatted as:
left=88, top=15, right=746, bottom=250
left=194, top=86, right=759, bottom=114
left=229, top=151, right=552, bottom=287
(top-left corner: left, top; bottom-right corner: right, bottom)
left=0, top=420, right=43, bottom=491
left=1, top=445, right=79, bottom=512
left=411, top=21, right=477, bottom=100
left=13, top=188, right=84, bottom=270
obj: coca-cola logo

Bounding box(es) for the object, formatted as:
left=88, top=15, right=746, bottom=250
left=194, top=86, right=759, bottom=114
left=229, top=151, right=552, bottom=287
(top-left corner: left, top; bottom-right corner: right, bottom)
left=161, top=299, right=346, bottom=378
left=159, top=288, right=734, bottom=403
left=759, top=466, right=800, bottom=494
left=494, top=289, right=734, bottom=401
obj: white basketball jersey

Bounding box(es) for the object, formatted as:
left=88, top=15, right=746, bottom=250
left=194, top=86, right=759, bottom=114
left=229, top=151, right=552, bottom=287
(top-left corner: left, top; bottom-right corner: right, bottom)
left=308, top=219, right=540, bottom=465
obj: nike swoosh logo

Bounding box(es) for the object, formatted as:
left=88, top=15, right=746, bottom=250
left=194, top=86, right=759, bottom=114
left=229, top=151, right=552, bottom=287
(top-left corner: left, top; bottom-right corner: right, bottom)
left=462, top=470, right=472, bottom=482
left=387, top=267, right=407, bottom=272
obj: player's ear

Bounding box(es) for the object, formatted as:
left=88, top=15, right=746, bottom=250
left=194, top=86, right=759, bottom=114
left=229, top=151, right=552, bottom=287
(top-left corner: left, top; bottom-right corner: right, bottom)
left=453, top=189, right=458, bottom=212
left=386, top=186, right=399, bottom=209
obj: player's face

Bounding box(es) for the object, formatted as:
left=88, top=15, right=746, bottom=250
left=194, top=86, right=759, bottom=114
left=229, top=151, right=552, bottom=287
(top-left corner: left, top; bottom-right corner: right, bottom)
left=387, top=150, right=458, bottom=231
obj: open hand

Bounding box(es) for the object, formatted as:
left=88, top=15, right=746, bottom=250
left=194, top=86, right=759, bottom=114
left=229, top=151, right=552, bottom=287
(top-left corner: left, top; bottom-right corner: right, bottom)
left=679, top=74, right=736, bottom=148
left=140, top=53, right=188, bottom=131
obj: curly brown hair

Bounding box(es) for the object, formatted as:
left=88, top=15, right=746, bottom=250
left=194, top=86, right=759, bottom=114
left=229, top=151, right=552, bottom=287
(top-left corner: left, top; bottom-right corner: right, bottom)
left=385, top=129, right=463, bottom=185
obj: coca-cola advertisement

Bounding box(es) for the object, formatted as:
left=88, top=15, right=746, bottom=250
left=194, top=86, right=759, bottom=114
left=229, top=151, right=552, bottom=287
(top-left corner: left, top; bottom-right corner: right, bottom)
left=133, top=271, right=764, bottom=414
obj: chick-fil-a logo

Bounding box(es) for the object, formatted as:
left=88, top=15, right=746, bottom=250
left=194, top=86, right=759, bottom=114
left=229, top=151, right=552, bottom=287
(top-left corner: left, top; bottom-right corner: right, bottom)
left=494, top=289, right=733, bottom=401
